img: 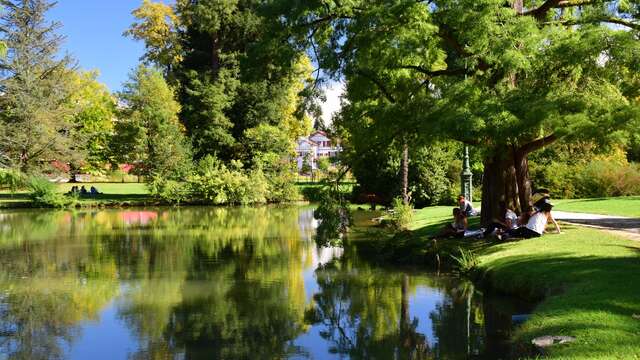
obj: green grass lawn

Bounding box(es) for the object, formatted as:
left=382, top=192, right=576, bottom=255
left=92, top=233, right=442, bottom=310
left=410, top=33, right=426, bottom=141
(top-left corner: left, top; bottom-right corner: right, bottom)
left=0, top=182, right=151, bottom=207
left=396, top=206, right=640, bottom=359
left=554, top=196, right=640, bottom=217
left=478, top=226, right=640, bottom=359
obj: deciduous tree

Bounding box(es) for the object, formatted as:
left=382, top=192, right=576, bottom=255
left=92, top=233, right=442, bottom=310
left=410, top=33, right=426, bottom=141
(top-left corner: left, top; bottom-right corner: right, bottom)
left=278, top=0, right=640, bottom=223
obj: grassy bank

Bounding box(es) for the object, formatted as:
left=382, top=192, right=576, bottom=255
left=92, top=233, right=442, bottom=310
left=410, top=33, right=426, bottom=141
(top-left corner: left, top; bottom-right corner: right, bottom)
left=0, top=182, right=151, bottom=208
left=354, top=205, right=640, bottom=359
left=555, top=196, right=640, bottom=217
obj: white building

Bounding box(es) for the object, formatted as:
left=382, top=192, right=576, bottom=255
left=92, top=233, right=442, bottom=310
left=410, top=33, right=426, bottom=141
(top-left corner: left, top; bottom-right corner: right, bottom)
left=295, top=130, right=341, bottom=171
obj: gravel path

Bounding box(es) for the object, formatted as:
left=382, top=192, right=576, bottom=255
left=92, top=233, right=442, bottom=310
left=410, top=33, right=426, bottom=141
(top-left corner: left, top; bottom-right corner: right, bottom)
left=552, top=211, right=640, bottom=239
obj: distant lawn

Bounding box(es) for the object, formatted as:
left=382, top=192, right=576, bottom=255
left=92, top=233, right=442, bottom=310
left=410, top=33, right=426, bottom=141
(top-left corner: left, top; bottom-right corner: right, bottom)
left=0, top=182, right=150, bottom=207
left=554, top=196, right=640, bottom=217
left=56, top=182, right=148, bottom=195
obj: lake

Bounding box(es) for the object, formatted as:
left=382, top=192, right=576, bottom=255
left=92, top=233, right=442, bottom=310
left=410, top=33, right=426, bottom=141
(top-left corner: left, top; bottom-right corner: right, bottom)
left=0, top=206, right=528, bottom=359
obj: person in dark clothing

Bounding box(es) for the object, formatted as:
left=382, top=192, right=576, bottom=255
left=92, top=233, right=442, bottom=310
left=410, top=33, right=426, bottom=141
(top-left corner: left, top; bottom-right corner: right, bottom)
left=483, top=201, right=520, bottom=238
left=433, top=208, right=468, bottom=238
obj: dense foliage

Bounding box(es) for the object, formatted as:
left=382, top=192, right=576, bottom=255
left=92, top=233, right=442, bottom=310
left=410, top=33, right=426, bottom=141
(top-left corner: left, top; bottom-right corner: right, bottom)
left=276, top=0, right=640, bottom=222
left=0, top=0, right=76, bottom=172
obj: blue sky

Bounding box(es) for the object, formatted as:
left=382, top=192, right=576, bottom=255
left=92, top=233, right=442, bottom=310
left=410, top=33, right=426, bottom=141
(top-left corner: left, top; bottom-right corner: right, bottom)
left=48, top=1, right=149, bottom=92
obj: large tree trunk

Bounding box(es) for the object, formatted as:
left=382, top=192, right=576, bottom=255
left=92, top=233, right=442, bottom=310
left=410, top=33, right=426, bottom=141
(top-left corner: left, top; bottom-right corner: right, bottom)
left=481, top=145, right=539, bottom=225
left=514, top=150, right=532, bottom=212
left=480, top=148, right=524, bottom=225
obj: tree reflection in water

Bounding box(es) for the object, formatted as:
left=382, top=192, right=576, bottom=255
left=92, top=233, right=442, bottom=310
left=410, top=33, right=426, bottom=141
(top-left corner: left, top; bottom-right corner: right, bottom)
left=0, top=207, right=524, bottom=359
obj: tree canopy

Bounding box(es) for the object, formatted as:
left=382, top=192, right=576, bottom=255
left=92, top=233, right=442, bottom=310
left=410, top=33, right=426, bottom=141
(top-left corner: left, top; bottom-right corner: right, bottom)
left=277, top=0, right=640, bottom=220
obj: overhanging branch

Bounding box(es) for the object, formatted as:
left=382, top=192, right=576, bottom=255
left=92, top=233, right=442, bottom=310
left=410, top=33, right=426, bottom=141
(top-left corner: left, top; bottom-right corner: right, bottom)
left=518, top=133, right=557, bottom=154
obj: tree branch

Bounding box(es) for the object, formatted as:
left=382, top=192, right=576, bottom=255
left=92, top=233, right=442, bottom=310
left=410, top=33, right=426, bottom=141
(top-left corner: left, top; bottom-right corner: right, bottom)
left=518, top=133, right=557, bottom=155
left=436, top=24, right=491, bottom=71
left=520, top=0, right=597, bottom=19
left=354, top=69, right=397, bottom=103
left=560, top=16, right=640, bottom=30
left=396, top=65, right=468, bottom=77
left=519, top=0, right=562, bottom=18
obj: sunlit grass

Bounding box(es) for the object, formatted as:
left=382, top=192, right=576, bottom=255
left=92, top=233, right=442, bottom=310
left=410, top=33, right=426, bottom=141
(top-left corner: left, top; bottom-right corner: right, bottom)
left=0, top=182, right=150, bottom=207
left=477, top=225, right=640, bottom=359
left=554, top=196, right=640, bottom=217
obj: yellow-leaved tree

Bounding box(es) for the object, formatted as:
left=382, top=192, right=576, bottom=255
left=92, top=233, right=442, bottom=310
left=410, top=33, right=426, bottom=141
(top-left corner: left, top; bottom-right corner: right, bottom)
left=124, top=0, right=182, bottom=75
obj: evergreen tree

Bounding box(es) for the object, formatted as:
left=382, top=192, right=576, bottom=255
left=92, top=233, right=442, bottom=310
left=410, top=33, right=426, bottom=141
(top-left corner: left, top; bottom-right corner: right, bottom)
left=126, top=1, right=317, bottom=164
left=0, top=0, right=75, bottom=172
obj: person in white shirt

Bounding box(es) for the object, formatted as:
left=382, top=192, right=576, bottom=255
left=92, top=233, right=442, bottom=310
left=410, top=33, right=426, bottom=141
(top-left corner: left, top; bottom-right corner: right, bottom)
left=507, top=199, right=561, bottom=239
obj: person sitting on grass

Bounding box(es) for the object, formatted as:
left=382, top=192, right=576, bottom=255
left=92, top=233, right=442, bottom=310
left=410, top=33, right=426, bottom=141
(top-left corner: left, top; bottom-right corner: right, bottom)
left=80, top=186, right=88, bottom=196
left=433, top=208, right=468, bottom=239
left=483, top=201, right=519, bottom=238
left=458, top=195, right=478, bottom=217
left=90, top=186, right=100, bottom=195
left=505, top=199, right=561, bottom=239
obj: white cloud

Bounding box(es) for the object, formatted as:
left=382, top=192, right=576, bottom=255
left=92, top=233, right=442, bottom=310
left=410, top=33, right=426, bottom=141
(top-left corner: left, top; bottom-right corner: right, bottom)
left=320, top=81, right=345, bottom=126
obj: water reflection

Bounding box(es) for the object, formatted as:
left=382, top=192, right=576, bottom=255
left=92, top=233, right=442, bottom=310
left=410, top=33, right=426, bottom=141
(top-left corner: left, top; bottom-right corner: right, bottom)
left=0, top=207, right=526, bottom=359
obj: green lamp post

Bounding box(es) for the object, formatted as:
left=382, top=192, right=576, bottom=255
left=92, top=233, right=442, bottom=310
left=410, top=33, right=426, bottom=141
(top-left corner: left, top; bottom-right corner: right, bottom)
left=460, top=146, right=473, bottom=202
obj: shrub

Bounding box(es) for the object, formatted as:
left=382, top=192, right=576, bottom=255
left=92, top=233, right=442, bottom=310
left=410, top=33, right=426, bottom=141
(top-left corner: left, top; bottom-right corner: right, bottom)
left=450, top=247, right=480, bottom=274
left=0, top=168, right=25, bottom=194
left=390, top=197, right=413, bottom=230
left=576, top=160, right=640, bottom=197
left=148, top=177, right=191, bottom=204
left=532, top=157, right=640, bottom=199
left=27, top=176, right=75, bottom=207
left=189, top=156, right=268, bottom=205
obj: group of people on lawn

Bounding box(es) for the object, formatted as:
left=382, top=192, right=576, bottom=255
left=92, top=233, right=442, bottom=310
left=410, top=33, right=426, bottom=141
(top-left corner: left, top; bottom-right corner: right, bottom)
left=68, top=185, right=101, bottom=196
left=436, top=190, right=561, bottom=240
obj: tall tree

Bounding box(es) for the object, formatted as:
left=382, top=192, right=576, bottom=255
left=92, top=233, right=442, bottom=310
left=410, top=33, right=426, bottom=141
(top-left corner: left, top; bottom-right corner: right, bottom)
left=127, top=0, right=318, bottom=164
left=124, top=0, right=183, bottom=76
left=0, top=0, right=75, bottom=172
left=66, top=70, right=116, bottom=176
left=115, top=65, right=191, bottom=180
left=279, top=0, right=640, bottom=223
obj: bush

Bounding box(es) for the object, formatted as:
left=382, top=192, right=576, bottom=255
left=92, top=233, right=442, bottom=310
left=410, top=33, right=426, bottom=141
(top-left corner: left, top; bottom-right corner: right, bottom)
left=27, top=176, right=75, bottom=207
left=313, top=190, right=350, bottom=247
left=531, top=157, right=640, bottom=198
left=450, top=247, right=479, bottom=274
left=189, top=156, right=268, bottom=205
left=390, top=197, right=413, bottom=230
left=576, top=160, right=640, bottom=197
left=147, top=177, right=191, bottom=204
left=0, top=168, right=25, bottom=194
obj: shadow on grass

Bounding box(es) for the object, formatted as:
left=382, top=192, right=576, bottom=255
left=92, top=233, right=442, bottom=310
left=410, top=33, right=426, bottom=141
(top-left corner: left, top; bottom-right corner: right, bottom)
left=76, top=193, right=150, bottom=203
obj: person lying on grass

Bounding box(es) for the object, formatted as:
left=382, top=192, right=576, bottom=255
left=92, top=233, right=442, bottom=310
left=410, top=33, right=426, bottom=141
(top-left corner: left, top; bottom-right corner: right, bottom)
left=432, top=208, right=467, bottom=239
left=504, top=199, right=561, bottom=240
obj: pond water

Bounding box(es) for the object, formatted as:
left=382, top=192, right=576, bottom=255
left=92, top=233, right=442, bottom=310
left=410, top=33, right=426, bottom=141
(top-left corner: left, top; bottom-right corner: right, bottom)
left=0, top=206, right=529, bottom=359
